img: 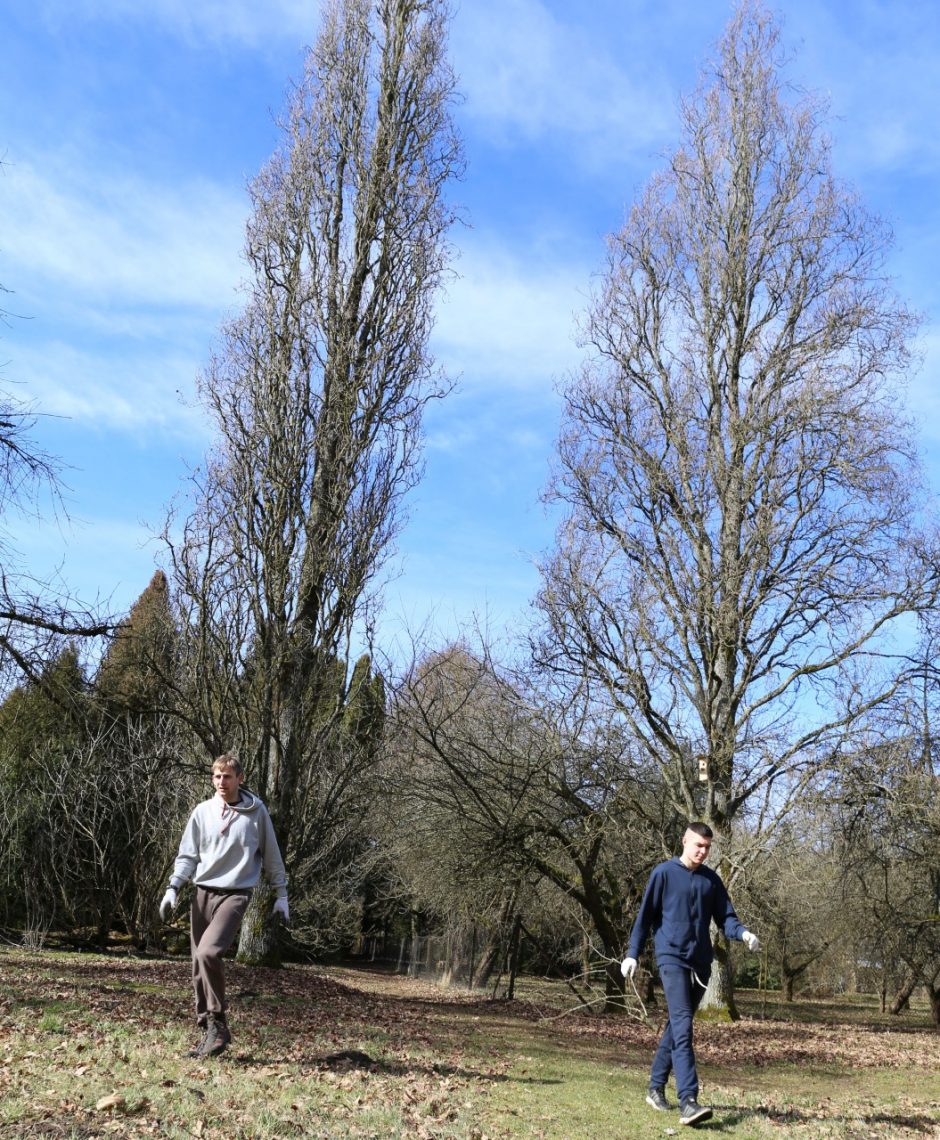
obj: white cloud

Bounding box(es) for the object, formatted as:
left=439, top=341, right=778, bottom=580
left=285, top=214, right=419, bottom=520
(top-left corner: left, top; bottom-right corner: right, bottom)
left=452, top=0, right=675, bottom=158
left=36, top=0, right=321, bottom=49
left=0, top=148, right=246, bottom=435
left=9, top=339, right=210, bottom=438
left=0, top=155, right=246, bottom=312
left=769, top=2, right=940, bottom=178
left=432, top=242, right=585, bottom=392
left=423, top=420, right=478, bottom=455
left=907, top=329, right=940, bottom=441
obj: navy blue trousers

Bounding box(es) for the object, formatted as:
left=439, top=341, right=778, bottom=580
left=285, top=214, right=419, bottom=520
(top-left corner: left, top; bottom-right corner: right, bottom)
left=649, top=963, right=710, bottom=1103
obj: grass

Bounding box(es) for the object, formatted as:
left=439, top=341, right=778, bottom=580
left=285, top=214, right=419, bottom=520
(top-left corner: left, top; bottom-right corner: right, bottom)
left=0, top=947, right=937, bottom=1138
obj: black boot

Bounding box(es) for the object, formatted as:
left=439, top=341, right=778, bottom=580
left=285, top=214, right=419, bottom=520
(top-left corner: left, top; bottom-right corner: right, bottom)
left=194, top=1013, right=231, bottom=1058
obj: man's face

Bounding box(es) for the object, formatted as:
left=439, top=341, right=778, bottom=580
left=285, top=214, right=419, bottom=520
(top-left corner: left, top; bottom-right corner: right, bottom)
left=212, top=765, right=244, bottom=804
left=681, top=829, right=712, bottom=867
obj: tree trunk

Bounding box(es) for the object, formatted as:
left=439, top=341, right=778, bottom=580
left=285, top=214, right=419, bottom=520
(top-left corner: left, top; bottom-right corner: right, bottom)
left=467, top=926, right=476, bottom=989
left=698, top=937, right=739, bottom=1021
left=236, top=884, right=281, bottom=967
left=408, top=911, right=420, bottom=977
left=642, top=965, right=657, bottom=1010
left=890, top=972, right=919, bottom=1016
left=506, top=915, right=523, bottom=1000
left=603, top=956, right=629, bottom=1011
left=472, top=892, right=515, bottom=988
left=566, top=871, right=628, bottom=1012
left=472, top=933, right=503, bottom=988
left=927, top=981, right=940, bottom=1031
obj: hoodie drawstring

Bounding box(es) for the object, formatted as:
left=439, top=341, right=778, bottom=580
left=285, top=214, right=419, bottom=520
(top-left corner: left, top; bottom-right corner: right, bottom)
left=220, top=800, right=237, bottom=835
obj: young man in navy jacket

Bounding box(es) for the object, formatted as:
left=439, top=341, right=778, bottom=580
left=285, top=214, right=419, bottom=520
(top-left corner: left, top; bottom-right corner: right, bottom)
left=621, top=822, right=759, bottom=1127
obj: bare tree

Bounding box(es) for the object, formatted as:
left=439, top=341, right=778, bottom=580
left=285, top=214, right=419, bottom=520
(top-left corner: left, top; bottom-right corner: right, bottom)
left=164, top=0, right=461, bottom=962
left=383, top=644, right=545, bottom=986
left=535, top=2, right=934, bottom=1010
left=832, top=626, right=940, bottom=1027
left=837, top=735, right=940, bottom=1027
left=738, top=813, right=841, bottom=1001
left=389, top=641, right=676, bottom=1008
left=0, top=277, right=108, bottom=692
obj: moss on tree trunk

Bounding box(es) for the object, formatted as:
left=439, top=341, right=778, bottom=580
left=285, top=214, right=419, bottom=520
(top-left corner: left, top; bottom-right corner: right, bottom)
left=236, top=884, right=281, bottom=968
left=697, top=937, right=739, bottom=1022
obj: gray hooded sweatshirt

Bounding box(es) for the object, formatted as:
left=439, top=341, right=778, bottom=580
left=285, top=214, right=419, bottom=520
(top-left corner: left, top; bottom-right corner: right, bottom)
left=169, top=790, right=287, bottom=898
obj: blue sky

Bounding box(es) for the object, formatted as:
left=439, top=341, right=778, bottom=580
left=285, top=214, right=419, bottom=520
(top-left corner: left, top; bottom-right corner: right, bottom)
left=3, top=0, right=940, bottom=656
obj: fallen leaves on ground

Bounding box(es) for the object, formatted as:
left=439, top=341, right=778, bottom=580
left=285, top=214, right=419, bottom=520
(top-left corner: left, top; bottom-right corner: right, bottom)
left=0, top=950, right=937, bottom=1138
left=549, top=1001, right=940, bottom=1071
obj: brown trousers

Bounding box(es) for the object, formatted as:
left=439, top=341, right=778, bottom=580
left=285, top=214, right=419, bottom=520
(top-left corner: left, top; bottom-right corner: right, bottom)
left=190, top=887, right=251, bottom=1024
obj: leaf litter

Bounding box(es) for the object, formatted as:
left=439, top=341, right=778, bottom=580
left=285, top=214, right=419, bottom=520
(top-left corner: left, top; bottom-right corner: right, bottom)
left=0, top=949, right=937, bottom=1138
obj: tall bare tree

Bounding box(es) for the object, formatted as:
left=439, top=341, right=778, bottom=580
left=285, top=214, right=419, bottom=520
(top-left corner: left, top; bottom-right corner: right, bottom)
left=165, top=0, right=460, bottom=961
left=534, top=3, right=935, bottom=1010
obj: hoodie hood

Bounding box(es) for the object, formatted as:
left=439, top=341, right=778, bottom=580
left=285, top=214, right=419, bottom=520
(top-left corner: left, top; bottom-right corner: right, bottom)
left=229, top=788, right=261, bottom=814
left=218, top=788, right=262, bottom=836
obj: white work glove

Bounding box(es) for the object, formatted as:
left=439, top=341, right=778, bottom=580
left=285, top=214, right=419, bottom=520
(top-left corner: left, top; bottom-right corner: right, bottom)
left=271, top=897, right=290, bottom=925
left=159, top=888, right=178, bottom=921
left=742, top=930, right=760, bottom=953
left=621, top=956, right=638, bottom=980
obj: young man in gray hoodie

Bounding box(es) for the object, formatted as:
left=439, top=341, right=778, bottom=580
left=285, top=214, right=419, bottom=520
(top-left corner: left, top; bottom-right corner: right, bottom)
left=160, top=753, right=289, bottom=1058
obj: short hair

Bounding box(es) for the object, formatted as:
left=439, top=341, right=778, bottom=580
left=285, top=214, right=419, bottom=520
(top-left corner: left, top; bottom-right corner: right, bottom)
left=212, top=752, right=244, bottom=777
left=686, top=821, right=713, bottom=839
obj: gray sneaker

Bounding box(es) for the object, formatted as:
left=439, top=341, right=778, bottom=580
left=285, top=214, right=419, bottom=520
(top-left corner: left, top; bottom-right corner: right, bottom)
left=645, top=1087, right=670, bottom=1111
left=679, top=1098, right=713, bottom=1126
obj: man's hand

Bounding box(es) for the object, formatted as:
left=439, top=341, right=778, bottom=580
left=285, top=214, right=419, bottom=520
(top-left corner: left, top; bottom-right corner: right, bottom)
left=621, top=956, right=638, bottom=980
left=159, top=888, right=178, bottom=922
left=271, top=897, right=290, bottom=925
left=742, top=930, right=760, bottom=953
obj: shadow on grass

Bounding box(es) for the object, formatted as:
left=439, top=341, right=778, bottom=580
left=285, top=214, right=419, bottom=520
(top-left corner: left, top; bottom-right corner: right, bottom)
left=736, top=990, right=936, bottom=1034
left=700, top=1101, right=940, bottom=1135
left=745, top=1012, right=937, bottom=1038
left=229, top=1050, right=562, bottom=1085
left=863, top=1111, right=940, bottom=1133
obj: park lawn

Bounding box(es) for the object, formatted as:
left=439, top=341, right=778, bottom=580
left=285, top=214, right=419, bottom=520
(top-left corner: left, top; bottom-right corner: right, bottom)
left=0, top=949, right=937, bottom=1138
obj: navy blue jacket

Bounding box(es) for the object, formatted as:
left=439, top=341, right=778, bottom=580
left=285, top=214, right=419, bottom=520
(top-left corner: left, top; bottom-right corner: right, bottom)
left=627, top=857, right=746, bottom=969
